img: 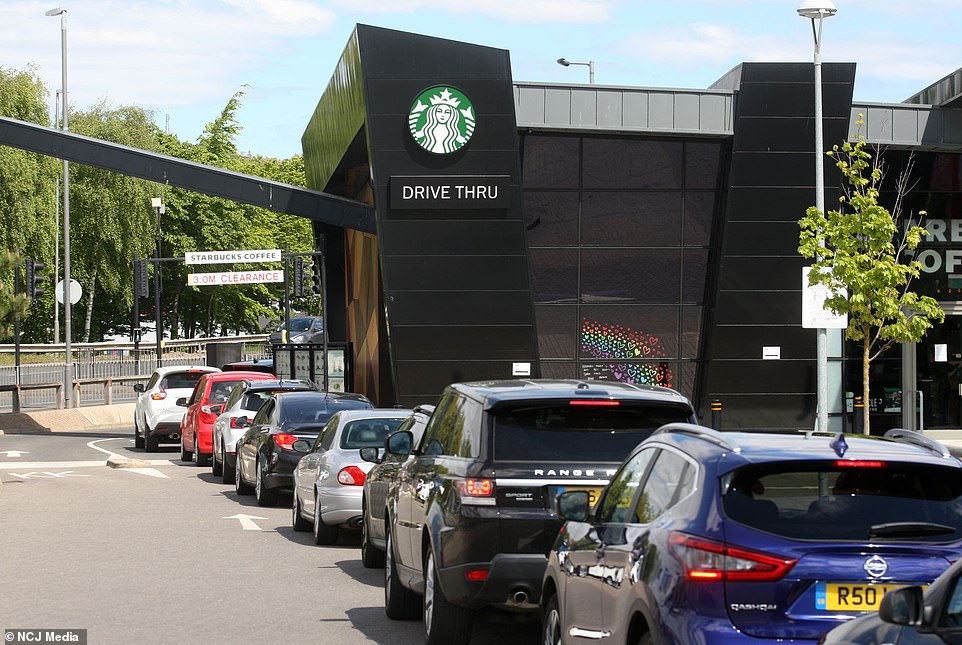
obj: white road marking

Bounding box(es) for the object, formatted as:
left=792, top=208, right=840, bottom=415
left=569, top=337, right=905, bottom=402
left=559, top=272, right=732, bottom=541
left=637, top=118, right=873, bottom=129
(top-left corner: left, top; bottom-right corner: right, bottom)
left=9, top=471, right=89, bottom=479
left=1, top=450, right=29, bottom=457
left=0, top=460, right=105, bottom=470
left=224, top=514, right=268, bottom=531
left=118, top=467, right=169, bottom=479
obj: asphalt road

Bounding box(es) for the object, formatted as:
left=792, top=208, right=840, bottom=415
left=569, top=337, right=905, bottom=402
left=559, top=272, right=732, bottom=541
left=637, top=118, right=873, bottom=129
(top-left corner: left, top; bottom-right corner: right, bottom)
left=0, top=429, right=540, bottom=645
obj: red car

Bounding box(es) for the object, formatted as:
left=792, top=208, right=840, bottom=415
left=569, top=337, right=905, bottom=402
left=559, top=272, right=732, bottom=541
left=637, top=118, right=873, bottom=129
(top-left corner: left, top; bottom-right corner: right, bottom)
left=179, top=371, right=274, bottom=466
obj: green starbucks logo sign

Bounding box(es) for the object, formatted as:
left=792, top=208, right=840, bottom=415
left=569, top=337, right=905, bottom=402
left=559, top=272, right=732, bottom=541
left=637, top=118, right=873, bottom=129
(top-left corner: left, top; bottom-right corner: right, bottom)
left=408, top=86, right=476, bottom=154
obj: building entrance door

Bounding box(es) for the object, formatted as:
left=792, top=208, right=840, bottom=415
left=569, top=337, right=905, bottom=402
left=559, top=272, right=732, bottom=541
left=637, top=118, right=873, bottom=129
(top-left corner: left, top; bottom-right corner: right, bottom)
left=917, top=316, right=962, bottom=430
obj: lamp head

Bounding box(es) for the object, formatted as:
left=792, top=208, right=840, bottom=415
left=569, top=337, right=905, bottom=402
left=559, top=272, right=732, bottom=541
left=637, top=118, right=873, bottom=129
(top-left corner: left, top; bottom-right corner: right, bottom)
left=150, top=197, right=164, bottom=209
left=45, top=6, right=66, bottom=16
left=797, top=0, right=837, bottom=19
left=556, top=58, right=571, bottom=67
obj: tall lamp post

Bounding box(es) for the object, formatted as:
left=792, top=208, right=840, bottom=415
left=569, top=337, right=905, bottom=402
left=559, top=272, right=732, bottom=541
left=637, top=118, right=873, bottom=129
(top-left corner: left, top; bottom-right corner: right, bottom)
left=798, top=0, right=837, bottom=432
left=556, top=57, right=595, bottom=84
left=151, top=197, right=164, bottom=364
left=53, top=89, right=61, bottom=345
left=46, top=6, right=72, bottom=407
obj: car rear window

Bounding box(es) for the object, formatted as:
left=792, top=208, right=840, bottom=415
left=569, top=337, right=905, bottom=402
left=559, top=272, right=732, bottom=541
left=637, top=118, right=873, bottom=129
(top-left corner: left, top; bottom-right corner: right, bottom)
left=492, top=401, right=694, bottom=461
left=340, top=418, right=407, bottom=450
left=723, top=462, right=962, bottom=542
left=162, top=372, right=206, bottom=390
left=282, top=397, right=374, bottom=424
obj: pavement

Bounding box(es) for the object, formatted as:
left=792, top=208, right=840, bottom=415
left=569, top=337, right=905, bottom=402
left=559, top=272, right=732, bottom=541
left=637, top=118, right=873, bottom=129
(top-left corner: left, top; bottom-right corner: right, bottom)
left=0, top=403, right=134, bottom=435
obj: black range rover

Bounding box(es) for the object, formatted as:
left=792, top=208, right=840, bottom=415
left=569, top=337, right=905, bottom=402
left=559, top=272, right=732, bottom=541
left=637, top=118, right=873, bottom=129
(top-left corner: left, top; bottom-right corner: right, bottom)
left=380, top=379, right=697, bottom=645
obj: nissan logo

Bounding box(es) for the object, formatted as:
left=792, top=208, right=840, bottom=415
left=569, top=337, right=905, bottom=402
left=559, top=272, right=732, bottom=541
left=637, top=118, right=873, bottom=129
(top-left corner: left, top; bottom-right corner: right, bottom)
left=864, top=555, right=889, bottom=578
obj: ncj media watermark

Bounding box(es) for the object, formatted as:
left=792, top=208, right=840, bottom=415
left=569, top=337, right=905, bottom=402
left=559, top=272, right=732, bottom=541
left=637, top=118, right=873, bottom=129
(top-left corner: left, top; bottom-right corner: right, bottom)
left=3, top=630, right=86, bottom=644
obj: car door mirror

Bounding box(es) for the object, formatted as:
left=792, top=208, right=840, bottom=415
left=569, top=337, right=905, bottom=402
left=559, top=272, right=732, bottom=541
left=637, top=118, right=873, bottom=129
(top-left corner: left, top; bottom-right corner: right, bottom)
left=292, top=439, right=311, bottom=453
left=879, top=586, right=924, bottom=627
left=359, top=446, right=380, bottom=464
left=133, top=383, right=145, bottom=393
left=176, top=397, right=189, bottom=407
left=557, top=491, right=591, bottom=522
left=385, top=430, right=413, bottom=457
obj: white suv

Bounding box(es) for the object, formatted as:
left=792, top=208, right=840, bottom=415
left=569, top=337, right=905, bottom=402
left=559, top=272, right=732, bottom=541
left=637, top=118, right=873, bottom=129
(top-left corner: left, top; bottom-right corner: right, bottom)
left=133, top=366, right=220, bottom=451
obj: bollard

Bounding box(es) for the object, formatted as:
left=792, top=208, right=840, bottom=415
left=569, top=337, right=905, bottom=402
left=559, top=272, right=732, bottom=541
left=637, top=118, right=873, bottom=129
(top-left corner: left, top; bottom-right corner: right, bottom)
left=853, top=396, right=864, bottom=435
left=710, top=399, right=722, bottom=430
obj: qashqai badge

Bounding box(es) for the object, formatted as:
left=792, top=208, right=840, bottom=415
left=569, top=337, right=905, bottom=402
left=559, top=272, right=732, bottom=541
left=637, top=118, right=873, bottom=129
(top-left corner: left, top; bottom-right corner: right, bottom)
left=408, top=86, right=476, bottom=154
left=863, top=555, right=888, bottom=578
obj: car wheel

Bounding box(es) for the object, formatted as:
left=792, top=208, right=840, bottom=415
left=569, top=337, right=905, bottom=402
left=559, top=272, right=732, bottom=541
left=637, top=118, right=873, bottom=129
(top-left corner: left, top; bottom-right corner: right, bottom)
left=144, top=429, right=159, bottom=453
left=211, top=441, right=223, bottom=477
left=133, top=415, right=145, bottom=449
left=254, top=458, right=278, bottom=507
left=542, top=593, right=562, bottom=645
left=194, top=436, right=210, bottom=467
left=181, top=437, right=193, bottom=463
left=361, top=501, right=385, bottom=569
left=384, top=529, right=420, bottom=620
left=221, top=443, right=235, bottom=485
left=423, top=548, right=473, bottom=645
left=234, top=454, right=253, bottom=495
left=292, top=492, right=311, bottom=532
left=312, top=492, right=339, bottom=545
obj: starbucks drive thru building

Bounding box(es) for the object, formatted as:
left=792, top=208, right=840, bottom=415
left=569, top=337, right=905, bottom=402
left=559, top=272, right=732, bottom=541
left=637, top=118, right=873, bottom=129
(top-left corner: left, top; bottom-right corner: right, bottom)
left=302, top=23, right=962, bottom=433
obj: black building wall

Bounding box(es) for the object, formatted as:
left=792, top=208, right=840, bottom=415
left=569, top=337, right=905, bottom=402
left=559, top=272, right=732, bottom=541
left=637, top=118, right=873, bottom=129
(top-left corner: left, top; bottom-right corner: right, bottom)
left=704, top=62, right=856, bottom=430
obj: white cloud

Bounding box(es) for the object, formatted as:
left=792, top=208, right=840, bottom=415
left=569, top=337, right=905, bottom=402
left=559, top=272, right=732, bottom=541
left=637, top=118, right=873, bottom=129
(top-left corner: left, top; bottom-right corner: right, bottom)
left=327, top=0, right=615, bottom=23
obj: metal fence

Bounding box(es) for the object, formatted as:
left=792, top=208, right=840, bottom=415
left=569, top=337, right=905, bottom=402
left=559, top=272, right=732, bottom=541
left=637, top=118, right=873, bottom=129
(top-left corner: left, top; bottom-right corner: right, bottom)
left=0, top=336, right=270, bottom=412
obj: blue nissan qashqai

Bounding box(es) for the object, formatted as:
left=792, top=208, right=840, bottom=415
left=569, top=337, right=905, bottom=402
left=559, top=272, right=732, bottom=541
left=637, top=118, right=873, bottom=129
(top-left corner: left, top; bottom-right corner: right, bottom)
left=541, top=425, right=962, bottom=645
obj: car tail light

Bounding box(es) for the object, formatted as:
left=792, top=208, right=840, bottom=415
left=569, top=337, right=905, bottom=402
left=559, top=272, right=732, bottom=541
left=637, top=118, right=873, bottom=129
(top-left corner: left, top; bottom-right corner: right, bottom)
left=229, top=417, right=245, bottom=428
left=568, top=399, right=620, bottom=407
left=465, top=569, right=489, bottom=581
left=337, top=466, right=366, bottom=486
left=669, top=532, right=796, bottom=582
left=834, top=460, right=887, bottom=468
left=151, top=390, right=167, bottom=401
left=274, top=433, right=298, bottom=451
left=463, top=478, right=494, bottom=497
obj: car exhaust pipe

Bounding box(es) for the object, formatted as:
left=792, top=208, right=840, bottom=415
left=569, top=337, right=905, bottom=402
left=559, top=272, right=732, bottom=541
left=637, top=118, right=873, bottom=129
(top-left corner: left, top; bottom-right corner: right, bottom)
left=170, top=433, right=180, bottom=441
left=508, top=588, right=529, bottom=606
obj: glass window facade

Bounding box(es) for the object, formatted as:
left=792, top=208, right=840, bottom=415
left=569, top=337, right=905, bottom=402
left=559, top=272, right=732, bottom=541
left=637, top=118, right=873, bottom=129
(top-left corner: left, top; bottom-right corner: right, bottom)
left=522, top=134, right=724, bottom=398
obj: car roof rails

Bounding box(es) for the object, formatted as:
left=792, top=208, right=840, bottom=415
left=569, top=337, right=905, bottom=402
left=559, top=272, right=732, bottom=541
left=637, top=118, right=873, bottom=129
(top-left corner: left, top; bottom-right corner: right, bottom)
left=653, top=422, right=741, bottom=453
left=883, top=428, right=953, bottom=459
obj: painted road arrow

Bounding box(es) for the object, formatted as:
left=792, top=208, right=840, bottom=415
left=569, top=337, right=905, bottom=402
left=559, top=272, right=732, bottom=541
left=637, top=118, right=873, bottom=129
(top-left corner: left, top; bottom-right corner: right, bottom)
left=1, top=451, right=29, bottom=457
left=223, top=514, right=268, bottom=531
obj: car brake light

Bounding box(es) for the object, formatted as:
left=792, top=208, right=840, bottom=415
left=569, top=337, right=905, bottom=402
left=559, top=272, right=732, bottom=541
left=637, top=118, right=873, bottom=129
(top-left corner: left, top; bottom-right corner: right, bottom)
left=151, top=390, right=167, bottom=401
left=568, top=400, right=620, bottom=407
left=463, top=479, right=494, bottom=497
left=834, top=460, right=887, bottom=468
left=669, top=532, right=796, bottom=582
left=337, top=466, right=366, bottom=486
left=229, top=417, right=245, bottom=428
left=274, top=433, right=298, bottom=451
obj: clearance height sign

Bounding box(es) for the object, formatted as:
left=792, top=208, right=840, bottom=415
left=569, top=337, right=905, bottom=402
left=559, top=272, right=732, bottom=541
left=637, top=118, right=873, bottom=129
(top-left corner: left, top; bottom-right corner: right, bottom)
left=185, top=249, right=284, bottom=286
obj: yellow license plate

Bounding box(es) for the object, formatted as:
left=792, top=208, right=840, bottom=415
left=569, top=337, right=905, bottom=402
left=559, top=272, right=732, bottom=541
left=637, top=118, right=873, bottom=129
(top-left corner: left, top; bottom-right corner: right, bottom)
left=816, top=583, right=910, bottom=611
left=561, top=486, right=602, bottom=508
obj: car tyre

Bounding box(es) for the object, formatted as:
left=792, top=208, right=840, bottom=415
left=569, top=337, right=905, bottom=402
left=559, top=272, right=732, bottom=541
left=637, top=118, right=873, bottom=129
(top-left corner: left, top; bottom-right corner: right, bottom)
left=312, top=492, right=339, bottom=545
left=181, top=438, right=193, bottom=463
left=255, top=458, right=279, bottom=507
left=144, top=430, right=159, bottom=453
left=134, top=415, right=145, bottom=449
left=292, top=492, right=311, bottom=532
left=542, top=593, right=562, bottom=645
left=194, top=435, right=210, bottom=467
left=211, top=441, right=223, bottom=476
left=234, top=455, right=253, bottom=495
left=423, top=548, right=472, bottom=645
left=361, top=502, right=385, bottom=568
left=221, top=443, right=235, bottom=485
left=384, top=529, right=420, bottom=620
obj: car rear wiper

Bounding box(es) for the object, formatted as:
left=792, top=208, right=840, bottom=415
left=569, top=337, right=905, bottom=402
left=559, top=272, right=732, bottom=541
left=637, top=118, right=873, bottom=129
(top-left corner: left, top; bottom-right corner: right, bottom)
left=868, top=522, right=955, bottom=538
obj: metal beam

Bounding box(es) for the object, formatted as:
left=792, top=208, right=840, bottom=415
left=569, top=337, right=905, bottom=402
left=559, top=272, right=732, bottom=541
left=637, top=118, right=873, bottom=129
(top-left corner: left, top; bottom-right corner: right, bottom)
left=0, top=116, right=375, bottom=233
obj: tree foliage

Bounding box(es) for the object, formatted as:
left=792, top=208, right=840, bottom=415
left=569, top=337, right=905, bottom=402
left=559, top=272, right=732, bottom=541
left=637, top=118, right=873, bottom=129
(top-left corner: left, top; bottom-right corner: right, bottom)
left=798, top=121, right=943, bottom=433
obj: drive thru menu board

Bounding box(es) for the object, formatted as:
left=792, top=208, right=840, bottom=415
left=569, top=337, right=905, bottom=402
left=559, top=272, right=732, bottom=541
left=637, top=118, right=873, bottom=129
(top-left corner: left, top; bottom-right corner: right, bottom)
left=273, top=346, right=345, bottom=392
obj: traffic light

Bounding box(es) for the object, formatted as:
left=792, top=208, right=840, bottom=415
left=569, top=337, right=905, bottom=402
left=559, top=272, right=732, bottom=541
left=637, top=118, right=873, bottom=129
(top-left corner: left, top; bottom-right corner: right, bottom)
left=311, top=262, right=322, bottom=296
left=292, top=257, right=305, bottom=297
left=134, top=259, right=149, bottom=298
left=24, top=259, right=45, bottom=298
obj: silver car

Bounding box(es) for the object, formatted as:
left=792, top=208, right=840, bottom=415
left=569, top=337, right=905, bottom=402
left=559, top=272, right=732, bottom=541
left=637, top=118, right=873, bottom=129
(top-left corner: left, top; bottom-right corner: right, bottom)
left=292, top=408, right=411, bottom=545
left=133, top=365, right=220, bottom=451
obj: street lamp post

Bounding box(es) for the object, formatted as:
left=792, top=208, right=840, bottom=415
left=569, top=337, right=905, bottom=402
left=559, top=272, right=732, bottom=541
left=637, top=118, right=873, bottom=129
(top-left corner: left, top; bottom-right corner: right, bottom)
left=151, top=197, right=164, bottom=365
left=798, top=0, right=837, bottom=432
left=53, top=89, right=61, bottom=345
left=46, top=6, right=72, bottom=407
left=556, top=57, right=595, bottom=84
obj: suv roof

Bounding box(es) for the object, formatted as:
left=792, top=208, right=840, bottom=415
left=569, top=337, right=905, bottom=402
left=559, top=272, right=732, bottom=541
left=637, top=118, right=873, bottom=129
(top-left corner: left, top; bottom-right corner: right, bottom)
left=240, top=379, right=317, bottom=393
left=450, top=379, right=691, bottom=408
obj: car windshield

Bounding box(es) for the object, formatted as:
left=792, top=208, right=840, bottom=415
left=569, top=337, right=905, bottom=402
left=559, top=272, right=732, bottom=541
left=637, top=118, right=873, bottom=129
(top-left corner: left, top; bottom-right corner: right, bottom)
left=722, top=462, right=962, bottom=542
left=287, top=318, right=316, bottom=332
left=492, top=402, right=694, bottom=461
left=340, top=418, right=407, bottom=449
left=162, top=372, right=206, bottom=390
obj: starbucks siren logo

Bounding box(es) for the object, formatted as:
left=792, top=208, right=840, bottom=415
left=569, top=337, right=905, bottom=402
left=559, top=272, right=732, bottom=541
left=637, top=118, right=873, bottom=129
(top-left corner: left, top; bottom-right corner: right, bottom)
left=408, top=86, right=475, bottom=154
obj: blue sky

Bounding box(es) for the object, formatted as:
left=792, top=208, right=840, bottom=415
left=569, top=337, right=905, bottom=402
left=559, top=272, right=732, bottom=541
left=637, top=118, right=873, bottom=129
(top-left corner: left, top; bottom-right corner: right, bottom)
left=3, top=0, right=961, bottom=160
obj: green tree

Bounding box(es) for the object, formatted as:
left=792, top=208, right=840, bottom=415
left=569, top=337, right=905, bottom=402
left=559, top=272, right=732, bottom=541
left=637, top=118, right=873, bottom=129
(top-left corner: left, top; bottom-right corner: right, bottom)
left=798, top=122, right=943, bottom=434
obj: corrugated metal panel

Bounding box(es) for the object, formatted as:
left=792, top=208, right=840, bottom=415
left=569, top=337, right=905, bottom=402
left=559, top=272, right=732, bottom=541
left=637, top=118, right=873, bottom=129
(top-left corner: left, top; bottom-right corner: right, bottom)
left=852, top=102, right=962, bottom=150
